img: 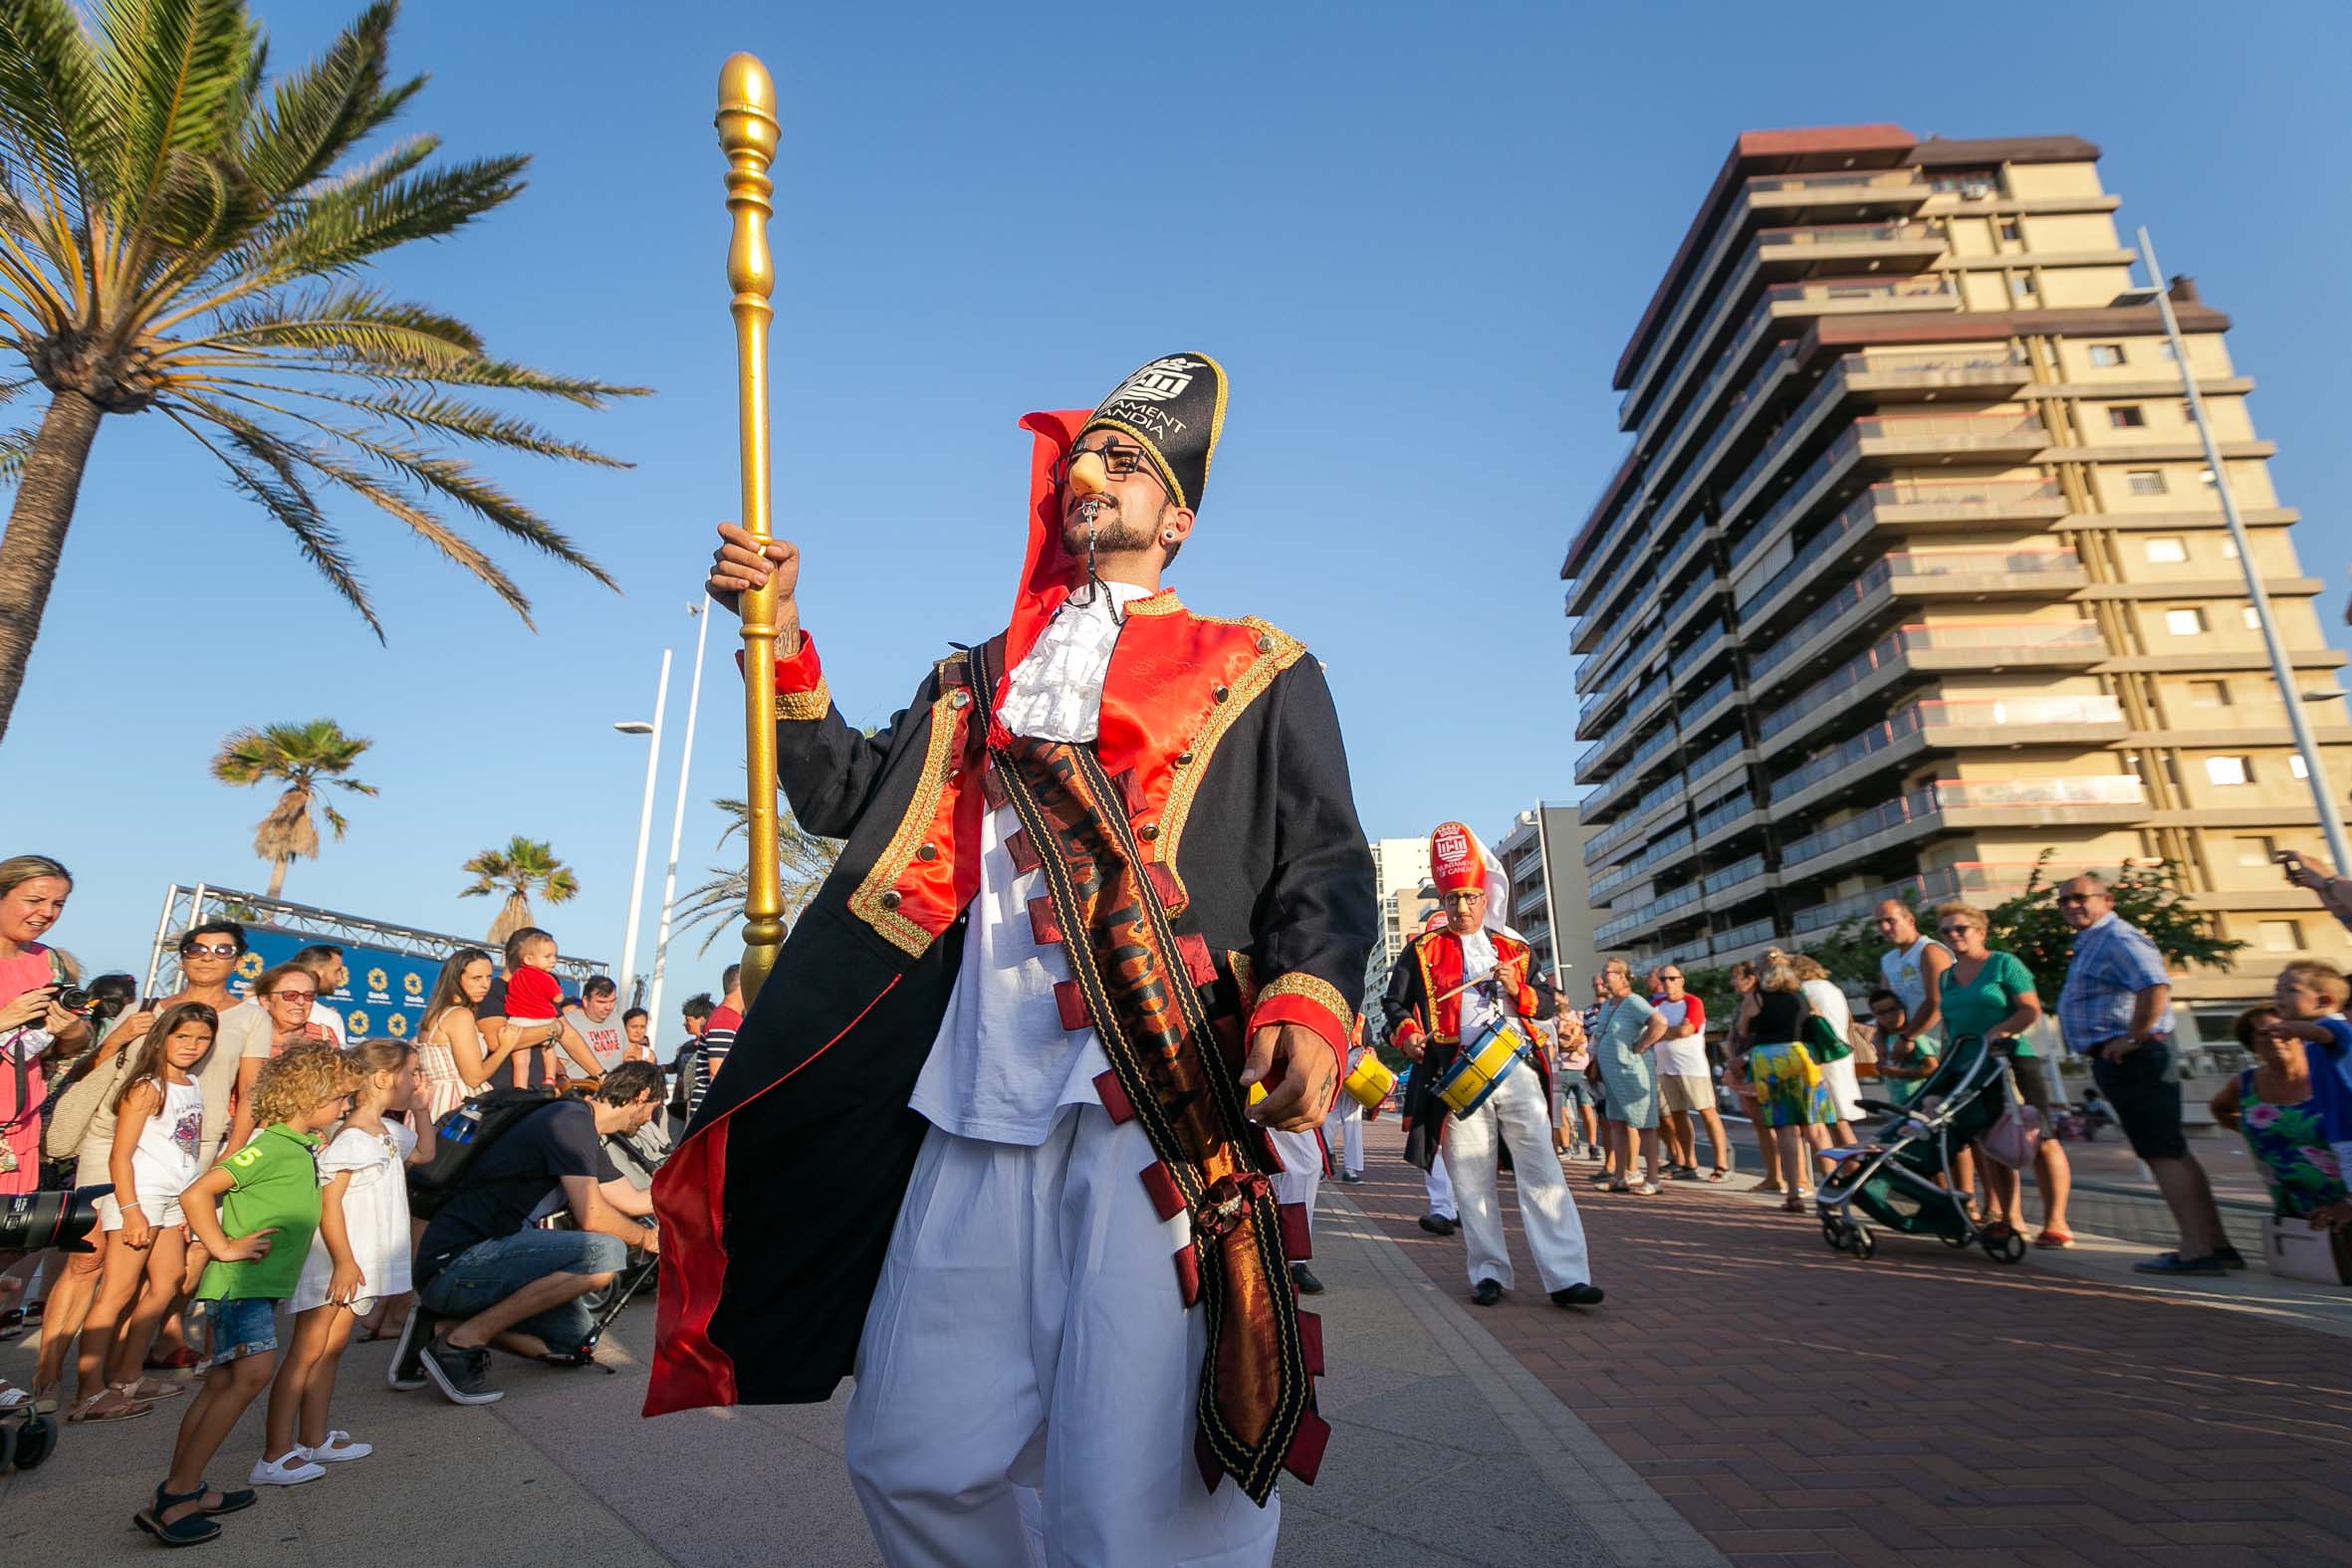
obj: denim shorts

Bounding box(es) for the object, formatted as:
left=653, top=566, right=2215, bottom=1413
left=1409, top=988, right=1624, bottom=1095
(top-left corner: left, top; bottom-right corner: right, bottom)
left=1559, top=1076, right=1598, bottom=1110
left=200, top=1297, right=280, bottom=1366
left=418, top=1229, right=628, bottom=1354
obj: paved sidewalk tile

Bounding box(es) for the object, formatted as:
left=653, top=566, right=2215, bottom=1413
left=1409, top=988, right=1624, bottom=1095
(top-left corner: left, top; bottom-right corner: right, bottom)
left=1347, top=1115, right=2352, bottom=1567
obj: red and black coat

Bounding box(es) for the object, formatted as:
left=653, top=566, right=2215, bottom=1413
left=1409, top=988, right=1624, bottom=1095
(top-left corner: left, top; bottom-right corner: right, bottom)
left=647, top=596, right=1377, bottom=1413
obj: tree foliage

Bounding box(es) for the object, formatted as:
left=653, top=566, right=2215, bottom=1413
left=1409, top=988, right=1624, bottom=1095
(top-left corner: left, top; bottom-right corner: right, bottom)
left=459, top=834, right=577, bottom=944
left=0, top=0, right=645, bottom=739
left=209, top=715, right=374, bottom=897
left=674, top=795, right=841, bottom=956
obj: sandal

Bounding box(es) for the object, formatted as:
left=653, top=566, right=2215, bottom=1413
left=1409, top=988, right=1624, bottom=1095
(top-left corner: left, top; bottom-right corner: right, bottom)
left=133, top=1481, right=235, bottom=1547
left=145, top=1346, right=202, bottom=1371
left=69, top=1386, right=152, bottom=1423
left=1632, top=1181, right=1662, bottom=1197
left=2034, top=1229, right=2076, bottom=1249
left=1705, top=1168, right=1731, bottom=1183
left=1781, top=1189, right=1813, bottom=1213
left=124, top=1376, right=186, bottom=1402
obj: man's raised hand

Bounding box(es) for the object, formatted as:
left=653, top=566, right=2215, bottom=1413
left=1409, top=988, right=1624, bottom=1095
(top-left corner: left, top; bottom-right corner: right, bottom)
left=708, top=522, right=801, bottom=620
left=1243, top=1022, right=1339, bottom=1131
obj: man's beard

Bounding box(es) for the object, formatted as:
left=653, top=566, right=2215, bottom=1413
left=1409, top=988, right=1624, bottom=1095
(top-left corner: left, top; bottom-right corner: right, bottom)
left=1061, top=498, right=1158, bottom=557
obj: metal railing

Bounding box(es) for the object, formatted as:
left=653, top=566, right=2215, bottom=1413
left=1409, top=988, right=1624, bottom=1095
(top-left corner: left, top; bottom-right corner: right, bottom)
left=1757, top=628, right=1910, bottom=743
left=1693, top=791, right=1756, bottom=839
left=1684, top=732, right=1747, bottom=784
left=1649, top=343, right=1798, bottom=529
left=1790, top=864, right=2034, bottom=936
left=1682, top=672, right=1738, bottom=728
left=1780, top=786, right=1941, bottom=871
left=1703, top=852, right=1767, bottom=896
left=1766, top=706, right=1927, bottom=805
left=1733, top=477, right=2064, bottom=581
left=1758, top=622, right=2103, bottom=743
left=1764, top=275, right=1960, bottom=312
left=1934, top=775, right=2145, bottom=808
left=1709, top=917, right=1777, bottom=956
left=1759, top=219, right=1937, bottom=249
left=1749, top=550, right=2082, bottom=680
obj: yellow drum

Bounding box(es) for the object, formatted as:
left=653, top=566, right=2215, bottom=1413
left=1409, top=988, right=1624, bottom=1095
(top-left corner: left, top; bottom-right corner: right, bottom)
left=1435, top=1021, right=1530, bottom=1116
left=1343, top=1053, right=1396, bottom=1112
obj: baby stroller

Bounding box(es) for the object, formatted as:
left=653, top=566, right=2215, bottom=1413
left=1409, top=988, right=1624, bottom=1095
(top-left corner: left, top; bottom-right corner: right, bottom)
left=1814, top=1034, right=2029, bottom=1264
left=534, top=1108, right=667, bottom=1367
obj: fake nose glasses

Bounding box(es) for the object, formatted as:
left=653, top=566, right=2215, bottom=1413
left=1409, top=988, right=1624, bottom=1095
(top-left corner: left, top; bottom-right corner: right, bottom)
left=1066, top=449, right=1109, bottom=497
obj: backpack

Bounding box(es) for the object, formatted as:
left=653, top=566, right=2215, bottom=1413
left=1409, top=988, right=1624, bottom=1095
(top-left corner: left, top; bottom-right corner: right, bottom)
left=407, top=1087, right=559, bottom=1220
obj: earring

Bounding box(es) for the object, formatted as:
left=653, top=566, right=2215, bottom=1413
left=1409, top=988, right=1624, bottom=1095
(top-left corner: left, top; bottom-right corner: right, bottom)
left=1160, top=530, right=1176, bottom=544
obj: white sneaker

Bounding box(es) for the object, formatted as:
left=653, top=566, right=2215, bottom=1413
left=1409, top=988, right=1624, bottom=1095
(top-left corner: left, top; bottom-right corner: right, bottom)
left=250, top=1451, right=327, bottom=1486
left=303, top=1430, right=372, bottom=1462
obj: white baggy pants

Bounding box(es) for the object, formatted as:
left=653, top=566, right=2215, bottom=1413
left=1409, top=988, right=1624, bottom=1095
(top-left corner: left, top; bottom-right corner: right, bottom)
left=845, top=1105, right=1281, bottom=1568
left=1444, top=1063, right=1593, bottom=1294
left=1322, top=1093, right=1363, bottom=1177
left=1265, top=1126, right=1322, bottom=1239
left=1423, top=1149, right=1457, bottom=1221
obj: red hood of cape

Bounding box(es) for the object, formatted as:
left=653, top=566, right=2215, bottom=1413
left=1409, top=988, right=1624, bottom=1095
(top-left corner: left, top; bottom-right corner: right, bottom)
left=989, top=408, right=1094, bottom=748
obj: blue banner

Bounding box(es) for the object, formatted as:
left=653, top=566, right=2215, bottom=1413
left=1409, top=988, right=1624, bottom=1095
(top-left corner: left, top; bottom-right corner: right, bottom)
left=230, top=930, right=444, bottom=1045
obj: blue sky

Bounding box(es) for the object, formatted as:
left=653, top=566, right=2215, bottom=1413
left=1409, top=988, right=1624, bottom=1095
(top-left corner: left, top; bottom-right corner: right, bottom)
left=8, top=0, right=2350, bottom=997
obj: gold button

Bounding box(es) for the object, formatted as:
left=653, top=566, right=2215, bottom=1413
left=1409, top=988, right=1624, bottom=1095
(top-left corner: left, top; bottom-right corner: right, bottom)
left=880, top=890, right=902, bottom=909
left=1139, top=824, right=1159, bottom=842
left=1175, top=750, right=1194, bottom=767
left=1255, top=635, right=1275, bottom=654
left=948, top=689, right=971, bottom=709
left=1212, top=685, right=1230, bottom=703
left=917, top=844, right=938, bottom=861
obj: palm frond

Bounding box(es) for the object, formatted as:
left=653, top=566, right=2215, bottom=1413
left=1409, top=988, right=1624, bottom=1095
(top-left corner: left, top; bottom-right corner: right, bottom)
left=94, top=0, right=256, bottom=245
left=237, top=2, right=412, bottom=200
left=0, top=424, right=34, bottom=485
left=244, top=146, right=527, bottom=282
left=162, top=401, right=382, bottom=638
left=0, top=0, right=111, bottom=298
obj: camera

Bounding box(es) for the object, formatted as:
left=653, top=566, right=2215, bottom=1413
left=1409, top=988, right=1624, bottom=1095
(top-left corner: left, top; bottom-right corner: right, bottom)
left=53, top=985, right=95, bottom=1013
left=0, top=1183, right=111, bottom=1256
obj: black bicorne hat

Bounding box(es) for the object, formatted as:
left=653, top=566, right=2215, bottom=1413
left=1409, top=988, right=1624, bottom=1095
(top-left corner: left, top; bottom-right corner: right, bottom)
left=1080, top=352, right=1228, bottom=514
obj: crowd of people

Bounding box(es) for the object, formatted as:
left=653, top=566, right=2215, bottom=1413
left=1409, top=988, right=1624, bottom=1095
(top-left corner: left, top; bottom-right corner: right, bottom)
left=0, top=851, right=740, bottom=1545
left=1450, top=876, right=2352, bottom=1278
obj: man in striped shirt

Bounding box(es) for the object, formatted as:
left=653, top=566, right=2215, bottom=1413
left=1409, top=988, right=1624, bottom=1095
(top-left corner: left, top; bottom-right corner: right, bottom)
left=689, top=966, right=744, bottom=1120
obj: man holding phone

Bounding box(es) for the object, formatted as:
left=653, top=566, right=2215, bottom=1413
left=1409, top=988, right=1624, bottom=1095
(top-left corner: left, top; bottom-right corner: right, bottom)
left=2277, top=847, right=2352, bottom=936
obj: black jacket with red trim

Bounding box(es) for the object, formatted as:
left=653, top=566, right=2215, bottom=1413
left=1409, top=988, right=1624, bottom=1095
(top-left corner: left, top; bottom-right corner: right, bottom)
left=647, top=594, right=1376, bottom=1414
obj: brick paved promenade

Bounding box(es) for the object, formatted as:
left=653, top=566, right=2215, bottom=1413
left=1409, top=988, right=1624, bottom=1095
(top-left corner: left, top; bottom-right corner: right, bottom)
left=1343, top=1115, right=2352, bottom=1566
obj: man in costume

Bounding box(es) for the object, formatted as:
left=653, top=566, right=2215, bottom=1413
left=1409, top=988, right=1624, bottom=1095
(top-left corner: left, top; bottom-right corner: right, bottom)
left=651, top=353, right=1377, bottom=1567
left=1385, top=823, right=1601, bottom=1310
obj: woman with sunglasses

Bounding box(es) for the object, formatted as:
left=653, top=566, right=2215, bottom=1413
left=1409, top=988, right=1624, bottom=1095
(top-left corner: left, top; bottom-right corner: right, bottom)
left=1930, top=902, right=2074, bottom=1247
left=224, top=964, right=337, bottom=1155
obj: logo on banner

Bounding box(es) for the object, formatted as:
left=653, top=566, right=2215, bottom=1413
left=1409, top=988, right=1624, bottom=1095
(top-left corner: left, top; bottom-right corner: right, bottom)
left=346, top=1008, right=370, bottom=1039
left=385, top=1012, right=408, bottom=1038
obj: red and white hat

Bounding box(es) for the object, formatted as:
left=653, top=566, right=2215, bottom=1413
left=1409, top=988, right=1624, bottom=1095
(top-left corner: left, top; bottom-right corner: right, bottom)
left=1429, top=821, right=1492, bottom=899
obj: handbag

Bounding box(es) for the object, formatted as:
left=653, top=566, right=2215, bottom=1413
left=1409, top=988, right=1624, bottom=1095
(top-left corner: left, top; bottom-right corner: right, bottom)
left=1977, top=1071, right=2044, bottom=1171
left=1846, top=1016, right=1878, bottom=1066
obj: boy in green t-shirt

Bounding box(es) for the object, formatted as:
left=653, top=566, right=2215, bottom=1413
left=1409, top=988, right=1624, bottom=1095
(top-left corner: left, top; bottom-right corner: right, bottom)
left=136, top=1044, right=355, bottom=1547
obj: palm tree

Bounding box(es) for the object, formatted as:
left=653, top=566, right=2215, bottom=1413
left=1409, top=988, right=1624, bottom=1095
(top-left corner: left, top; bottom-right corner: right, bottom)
left=0, top=0, right=646, bottom=745
left=210, top=717, right=375, bottom=898
left=674, top=797, right=840, bottom=954
left=460, top=835, right=577, bottom=944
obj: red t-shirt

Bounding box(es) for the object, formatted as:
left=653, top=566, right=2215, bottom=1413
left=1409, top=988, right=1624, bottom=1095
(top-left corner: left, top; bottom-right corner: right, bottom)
left=503, top=965, right=564, bottom=1021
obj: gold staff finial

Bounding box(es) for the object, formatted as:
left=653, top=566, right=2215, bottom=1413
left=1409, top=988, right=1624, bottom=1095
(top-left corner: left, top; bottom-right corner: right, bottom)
left=718, top=53, right=785, bottom=1005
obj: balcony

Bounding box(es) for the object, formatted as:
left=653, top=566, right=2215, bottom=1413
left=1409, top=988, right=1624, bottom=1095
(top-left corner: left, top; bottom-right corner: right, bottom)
left=1681, top=672, right=1740, bottom=733
left=1789, top=862, right=2051, bottom=937
left=1707, top=916, right=1778, bottom=960
left=1733, top=478, right=2065, bottom=590
left=1756, top=219, right=1945, bottom=275
left=1683, top=732, right=1750, bottom=792
left=1692, top=790, right=1759, bottom=841
left=1584, top=772, right=1688, bottom=860
left=1764, top=695, right=2127, bottom=819
left=1596, top=879, right=1707, bottom=946
left=1757, top=621, right=2106, bottom=750
left=1595, top=825, right=1697, bottom=898
left=1671, top=620, right=1735, bottom=691
left=1747, top=548, right=2087, bottom=689
left=1645, top=343, right=1799, bottom=530
left=1780, top=776, right=2148, bottom=882
left=1729, top=410, right=2049, bottom=573
left=1703, top=852, right=1772, bottom=900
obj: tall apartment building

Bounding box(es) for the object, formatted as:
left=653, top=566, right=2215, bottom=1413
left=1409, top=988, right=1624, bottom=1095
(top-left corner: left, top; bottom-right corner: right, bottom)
left=1493, top=805, right=1601, bottom=985
left=1563, top=126, right=2351, bottom=1011
left=1364, top=835, right=1436, bottom=1007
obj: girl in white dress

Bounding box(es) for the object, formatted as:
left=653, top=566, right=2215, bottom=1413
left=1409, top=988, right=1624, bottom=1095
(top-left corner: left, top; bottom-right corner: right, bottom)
left=256, top=1040, right=436, bottom=1483
left=83, top=1003, right=216, bottom=1419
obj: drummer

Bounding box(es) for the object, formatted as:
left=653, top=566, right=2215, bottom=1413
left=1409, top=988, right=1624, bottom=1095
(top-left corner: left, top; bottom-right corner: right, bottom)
left=1385, top=822, right=1602, bottom=1310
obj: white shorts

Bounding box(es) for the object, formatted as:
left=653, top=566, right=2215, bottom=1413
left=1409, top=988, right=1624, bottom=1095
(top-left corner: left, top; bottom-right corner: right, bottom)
left=99, top=1193, right=184, bottom=1231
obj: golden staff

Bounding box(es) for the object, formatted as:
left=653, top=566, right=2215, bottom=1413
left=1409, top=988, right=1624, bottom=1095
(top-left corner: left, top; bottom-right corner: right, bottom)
left=716, top=54, right=785, bottom=1004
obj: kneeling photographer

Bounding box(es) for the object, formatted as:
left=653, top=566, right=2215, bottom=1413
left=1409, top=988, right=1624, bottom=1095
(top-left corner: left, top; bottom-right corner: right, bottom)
left=394, top=1062, right=662, bottom=1406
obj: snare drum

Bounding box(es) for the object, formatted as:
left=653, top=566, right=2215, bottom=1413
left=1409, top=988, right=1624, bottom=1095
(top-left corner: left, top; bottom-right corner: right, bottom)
left=1343, top=1054, right=1396, bottom=1111
left=1435, top=1021, right=1530, bottom=1117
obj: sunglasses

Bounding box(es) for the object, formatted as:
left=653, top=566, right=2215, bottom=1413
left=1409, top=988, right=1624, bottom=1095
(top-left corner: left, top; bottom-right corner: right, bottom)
left=181, top=943, right=239, bottom=959
left=270, top=990, right=318, bottom=1004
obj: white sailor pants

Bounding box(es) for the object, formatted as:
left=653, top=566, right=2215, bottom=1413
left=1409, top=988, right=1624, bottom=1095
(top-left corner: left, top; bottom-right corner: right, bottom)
left=1423, top=1149, right=1457, bottom=1221
left=1443, top=1064, right=1592, bottom=1294
left=1265, top=1126, right=1322, bottom=1237
left=844, top=1104, right=1281, bottom=1568
left=1322, top=1093, right=1363, bottom=1177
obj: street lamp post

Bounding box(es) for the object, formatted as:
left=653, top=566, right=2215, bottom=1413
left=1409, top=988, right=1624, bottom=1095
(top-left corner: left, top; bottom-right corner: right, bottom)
left=2134, top=227, right=2352, bottom=872
left=645, top=599, right=714, bottom=1048
left=615, top=648, right=674, bottom=1008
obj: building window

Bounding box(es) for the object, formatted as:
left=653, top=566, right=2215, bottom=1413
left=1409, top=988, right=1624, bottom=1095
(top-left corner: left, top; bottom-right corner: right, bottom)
left=2257, top=919, right=2303, bottom=954
left=2234, top=835, right=2276, bottom=868
left=2126, top=470, right=2168, bottom=496
left=2008, top=274, right=2037, bottom=302
left=2164, top=608, right=2206, bottom=636
left=2088, top=343, right=2126, bottom=367
left=2145, top=537, right=2189, bottom=563
left=2206, top=755, right=2252, bottom=785
left=1931, top=170, right=1999, bottom=195
left=2109, top=405, right=2149, bottom=429
left=2291, top=755, right=2310, bottom=780
left=2188, top=680, right=2232, bottom=709
left=2160, top=340, right=2181, bottom=362
left=2243, top=606, right=2263, bottom=629
left=2220, top=536, right=2239, bottom=559
left=1998, top=219, right=2022, bottom=244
